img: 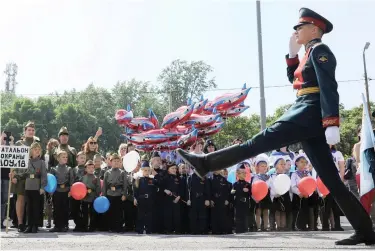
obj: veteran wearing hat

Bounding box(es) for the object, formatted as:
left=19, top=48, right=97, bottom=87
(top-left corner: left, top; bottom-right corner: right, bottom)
left=177, top=7, right=375, bottom=245
left=49, top=127, right=77, bottom=169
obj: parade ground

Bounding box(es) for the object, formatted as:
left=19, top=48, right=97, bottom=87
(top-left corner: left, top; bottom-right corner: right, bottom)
left=1, top=218, right=374, bottom=250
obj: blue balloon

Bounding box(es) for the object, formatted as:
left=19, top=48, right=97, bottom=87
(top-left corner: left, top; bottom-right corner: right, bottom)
left=227, top=170, right=236, bottom=184
left=94, top=196, right=110, bottom=213
left=44, top=173, right=57, bottom=193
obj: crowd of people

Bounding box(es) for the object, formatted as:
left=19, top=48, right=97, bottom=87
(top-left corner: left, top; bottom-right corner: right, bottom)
left=0, top=121, right=374, bottom=235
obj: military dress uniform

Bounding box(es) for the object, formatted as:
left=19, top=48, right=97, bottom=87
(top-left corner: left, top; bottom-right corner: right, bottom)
left=123, top=171, right=137, bottom=232
left=71, top=163, right=86, bottom=231
left=176, top=7, right=375, bottom=245
left=210, top=173, right=231, bottom=234
left=50, top=164, right=74, bottom=232
left=162, top=164, right=185, bottom=234
left=188, top=173, right=211, bottom=234
left=233, top=179, right=250, bottom=233
left=134, top=162, right=157, bottom=234
left=179, top=172, right=190, bottom=234
left=152, top=167, right=167, bottom=233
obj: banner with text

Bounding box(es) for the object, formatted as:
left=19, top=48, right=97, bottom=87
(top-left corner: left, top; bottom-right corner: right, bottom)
left=0, top=145, right=30, bottom=169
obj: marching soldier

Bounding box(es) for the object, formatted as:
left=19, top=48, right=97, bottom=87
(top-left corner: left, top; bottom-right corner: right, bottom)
left=177, top=7, right=375, bottom=245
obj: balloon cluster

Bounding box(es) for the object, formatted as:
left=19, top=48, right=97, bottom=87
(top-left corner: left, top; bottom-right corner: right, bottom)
left=115, top=84, right=251, bottom=152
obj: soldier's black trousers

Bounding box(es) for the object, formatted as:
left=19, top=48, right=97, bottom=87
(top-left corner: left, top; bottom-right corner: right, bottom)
left=25, top=190, right=40, bottom=226
left=107, top=195, right=122, bottom=232
left=82, top=201, right=96, bottom=230
left=164, top=198, right=181, bottom=233
left=53, top=191, right=69, bottom=228
left=234, top=120, right=374, bottom=236
left=71, top=198, right=83, bottom=229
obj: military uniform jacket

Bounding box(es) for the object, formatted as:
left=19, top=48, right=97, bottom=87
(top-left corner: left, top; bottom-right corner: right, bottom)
left=233, top=180, right=250, bottom=205
left=103, top=168, right=127, bottom=197
left=49, top=144, right=77, bottom=169
left=25, top=157, right=47, bottom=191
left=180, top=174, right=189, bottom=201
left=162, top=173, right=185, bottom=200
left=211, top=174, right=231, bottom=203
left=283, top=38, right=339, bottom=129
left=72, top=165, right=86, bottom=183
left=50, top=164, right=74, bottom=193
left=125, top=172, right=135, bottom=201
left=82, top=173, right=101, bottom=202
left=188, top=173, right=211, bottom=202
left=134, top=176, right=156, bottom=202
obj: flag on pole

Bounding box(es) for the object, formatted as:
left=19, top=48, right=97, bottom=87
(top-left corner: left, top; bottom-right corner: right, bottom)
left=359, top=94, right=375, bottom=197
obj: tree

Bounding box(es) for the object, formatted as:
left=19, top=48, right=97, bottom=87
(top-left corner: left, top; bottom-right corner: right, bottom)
left=158, top=60, right=216, bottom=111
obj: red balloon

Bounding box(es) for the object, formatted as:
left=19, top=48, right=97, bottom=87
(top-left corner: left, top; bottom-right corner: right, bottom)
left=298, top=177, right=317, bottom=197
left=252, top=180, right=268, bottom=201
left=317, top=177, right=330, bottom=196
left=71, top=182, right=87, bottom=200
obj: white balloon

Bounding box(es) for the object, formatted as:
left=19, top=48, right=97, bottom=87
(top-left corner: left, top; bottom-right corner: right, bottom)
left=274, top=174, right=291, bottom=195
left=123, top=150, right=140, bottom=172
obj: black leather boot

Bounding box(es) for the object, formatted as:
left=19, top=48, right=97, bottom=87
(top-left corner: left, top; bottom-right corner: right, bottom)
left=176, top=144, right=251, bottom=177
left=335, top=232, right=375, bottom=246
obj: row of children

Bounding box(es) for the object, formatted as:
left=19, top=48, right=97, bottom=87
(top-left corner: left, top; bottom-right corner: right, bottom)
left=13, top=142, right=343, bottom=234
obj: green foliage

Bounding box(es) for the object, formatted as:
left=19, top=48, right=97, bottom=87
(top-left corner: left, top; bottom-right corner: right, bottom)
left=158, top=60, right=217, bottom=111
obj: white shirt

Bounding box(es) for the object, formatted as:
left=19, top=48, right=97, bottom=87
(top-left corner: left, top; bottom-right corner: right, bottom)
left=331, top=151, right=344, bottom=170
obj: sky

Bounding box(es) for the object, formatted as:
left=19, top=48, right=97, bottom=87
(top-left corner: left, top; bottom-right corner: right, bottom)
left=0, top=0, right=374, bottom=117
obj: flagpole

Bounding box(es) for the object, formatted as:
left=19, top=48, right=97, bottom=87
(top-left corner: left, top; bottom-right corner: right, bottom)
left=363, top=42, right=371, bottom=118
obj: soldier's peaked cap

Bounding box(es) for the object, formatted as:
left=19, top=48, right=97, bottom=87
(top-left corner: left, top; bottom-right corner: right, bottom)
left=58, top=126, right=69, bottom=136
left=293, top=8, right=333, bottom=34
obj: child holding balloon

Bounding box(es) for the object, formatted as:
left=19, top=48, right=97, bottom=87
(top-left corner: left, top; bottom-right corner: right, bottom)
left=291, top=155, right=311, bottom=231
left=49, top=150, right=74, bottom=232
left=253, top=156, right=272, bottom=231
left=23, top=142, right=47, bottom=233
left=81, top=160, right=101, bottom=232
left=270, top=157, right=292, bottom=231
left=71, top=151, right=86, bottom=232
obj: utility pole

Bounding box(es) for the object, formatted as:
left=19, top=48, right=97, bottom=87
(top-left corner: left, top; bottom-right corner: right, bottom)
left=4, top=63, right=18, bottom=93
left=256, top=0, right=267, bottom=130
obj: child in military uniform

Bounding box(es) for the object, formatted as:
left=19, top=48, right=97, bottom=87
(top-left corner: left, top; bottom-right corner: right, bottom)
left=102, top=153, right=127, bottom=233
left=23, top=142, right=47, bottom=233
left=211, top=170, right=231, bottom=234
left=232, top=165, right=251, bottom=233
left=49, top=151, right=74, bottom=232
left=81, top=160, right=101, bottom=232
left=72, top=151, right=86, bottom=232
left=134, top=161, right=156, bottom=234
left=162, top=162, right=184, bottom=234
left=179, top=163, right=190, bottom=234
left=253, top=156, right=272, bottom=231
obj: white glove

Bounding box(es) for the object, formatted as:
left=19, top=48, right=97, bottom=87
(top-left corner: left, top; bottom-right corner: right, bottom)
left=187, top=200, right=191, bottom=206
left=289, top=33, right=302, bottom=58
left=224, top=200, right=229, bottom=206
left=325, top=126, right=340, bottom=145
left=230, top=190, right=236, bottom=195
left=164, top=189, right=172, bottom=195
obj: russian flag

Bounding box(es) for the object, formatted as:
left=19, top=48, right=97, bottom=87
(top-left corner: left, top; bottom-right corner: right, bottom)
left=359, top=94, right=375, bottom=200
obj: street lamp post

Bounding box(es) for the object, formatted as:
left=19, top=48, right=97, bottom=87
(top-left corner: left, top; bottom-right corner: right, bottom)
left=363, top=42, right=371, bottom=113
left=256, top=0, right=266, bottom=130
